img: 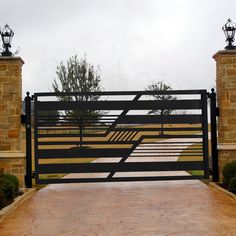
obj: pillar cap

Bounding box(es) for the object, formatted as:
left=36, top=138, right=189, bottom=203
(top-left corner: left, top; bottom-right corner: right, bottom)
left=213, top=50, right=236, bottom=61
left=218, top=143, right=236, bottom=150
left=0, top=56, right=24, bottom=65
left=0, top=151, right=25, bottom=158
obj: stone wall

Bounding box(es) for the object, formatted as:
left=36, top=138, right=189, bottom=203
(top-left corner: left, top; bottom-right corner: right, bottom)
left=0, top=57, right=25, bottom=186
left=213, top=50, right=236, bottom=180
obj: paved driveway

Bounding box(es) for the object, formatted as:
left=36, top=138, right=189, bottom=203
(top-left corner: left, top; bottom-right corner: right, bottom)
left=0, top=138, right=236, bottom=235
left=0, top=180, right=236, bottom=236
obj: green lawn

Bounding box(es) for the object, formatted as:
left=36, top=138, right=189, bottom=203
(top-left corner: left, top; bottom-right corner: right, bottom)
left=178, top=140, right=212, bottom=176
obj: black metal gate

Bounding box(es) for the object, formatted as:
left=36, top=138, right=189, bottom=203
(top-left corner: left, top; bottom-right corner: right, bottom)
left=25, top=90, right=212, bottom=185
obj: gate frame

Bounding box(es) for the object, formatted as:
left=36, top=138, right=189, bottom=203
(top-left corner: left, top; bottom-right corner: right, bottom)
left=24, top=89, right=218, bottom=187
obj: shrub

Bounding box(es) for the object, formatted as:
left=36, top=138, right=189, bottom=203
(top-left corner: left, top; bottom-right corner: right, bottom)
left=3, top=174, right=19, bottom=194
left=222, top=161, right=236, bottom=187
left=0, top=178, right=15, bottom=200
left=0, top=190, right=7, bottom=209
left=229, top=175, right=236, bottom=193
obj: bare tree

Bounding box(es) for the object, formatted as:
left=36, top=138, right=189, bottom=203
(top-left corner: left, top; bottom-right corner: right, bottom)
left=146, top=81, right=177, bottom=135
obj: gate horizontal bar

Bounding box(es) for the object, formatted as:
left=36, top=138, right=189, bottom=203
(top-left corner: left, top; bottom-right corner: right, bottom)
left=38, top=141, right=201, bottom=146
left=37, top=133, right=202, bottom=139
left=37, top=175, right=205, bottom=184
left=37, top=127, right=202, bottom=132
left=36, top=161, right=204, bottom=174
left=117, top=115, right=202, bottom=124
left=34, top=89, right=207, bottom=97
left=37, top=148, right=131, bottom=158
left=38, top=140, right=137, bottom=145
left=38, top=133, right=106, bottom=138
left=36, top=100, right=203, bottom=111
left=128, top=154, right=203, bottom=157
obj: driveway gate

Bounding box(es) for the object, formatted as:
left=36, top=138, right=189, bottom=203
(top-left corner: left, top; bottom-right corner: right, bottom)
left=25, top=90, right=211, bottom=185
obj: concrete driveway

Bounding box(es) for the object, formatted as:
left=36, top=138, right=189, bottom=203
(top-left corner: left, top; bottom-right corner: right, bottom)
left=0, top=180, right=236, bottom=236
left=0, top=138, right=236, bottom=235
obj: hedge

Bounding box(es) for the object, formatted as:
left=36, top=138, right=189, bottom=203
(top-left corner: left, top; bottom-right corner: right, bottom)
left=0, top=174, right=20, bottom=210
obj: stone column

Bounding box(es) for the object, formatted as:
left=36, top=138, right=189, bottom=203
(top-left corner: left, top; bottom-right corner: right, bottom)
left=213, top=50, right=236, bottom=181
left=0, top=57, right=25, bottom=186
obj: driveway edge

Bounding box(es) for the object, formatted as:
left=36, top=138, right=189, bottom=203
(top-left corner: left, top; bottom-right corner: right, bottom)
left=209, top=182, right=236, bottom=201
left=0, top=188, right=36, bottom=223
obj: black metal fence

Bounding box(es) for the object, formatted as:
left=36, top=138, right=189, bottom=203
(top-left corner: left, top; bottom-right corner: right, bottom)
left=23, top=90, right=213, bottom=185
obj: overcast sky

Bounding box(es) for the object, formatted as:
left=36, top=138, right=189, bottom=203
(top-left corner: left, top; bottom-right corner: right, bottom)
left=1, top=0, right=235, bottom=95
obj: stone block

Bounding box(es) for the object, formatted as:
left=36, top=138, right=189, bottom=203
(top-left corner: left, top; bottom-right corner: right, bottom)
left=0, top=104, right=6, bottom=112
left=221, top=109, right=236, bottom=117
left=0, top=152, right=26, bottom=187
left=222, top=100, right=230, bottom=108
left=3, top=83, right=18, bottom=94
left=227, top=117, right=236, bottom=124
left=0, top=65, right=7, bottom=71
left=0, top=144, right=11, bottom=151
left=7, top=64, right=20, bottom=71
left=8, top=130, right=19, bottom=139
left=220, top=57, right=233, bottom=64
left=2, top=95, right=14, bottom=102
left=7, top=116, right=18, bottom=123
left=226, top=68, right=236, bottom=76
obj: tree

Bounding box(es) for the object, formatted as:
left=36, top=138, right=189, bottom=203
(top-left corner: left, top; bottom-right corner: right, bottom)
left=146, top=81, right=177, bottom=135
left=52, top=55, right=102, bottom=147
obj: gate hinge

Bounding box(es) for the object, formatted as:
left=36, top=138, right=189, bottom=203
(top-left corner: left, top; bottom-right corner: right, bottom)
left=216, top=107, right=219, bottom=117
left=21, top=114, right=27, bottom=124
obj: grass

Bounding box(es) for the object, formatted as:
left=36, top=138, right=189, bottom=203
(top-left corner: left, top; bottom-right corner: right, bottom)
left=178, top=140, right=212, bottom=176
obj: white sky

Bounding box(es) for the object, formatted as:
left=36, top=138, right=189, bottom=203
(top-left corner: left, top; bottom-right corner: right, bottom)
left=0, top=0, right=235, bottom=95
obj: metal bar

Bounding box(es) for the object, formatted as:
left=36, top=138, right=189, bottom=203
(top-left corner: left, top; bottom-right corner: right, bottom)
left=41, top=141, right=198, bottom=146
left=37, top=133, right=201, bottom=142
left=38, top=140, right=137, bottom=145
left=115, top=131, right=126, bottom=141
left=127, top=131, right=138, bottom=141
left=134, top=148, right=202, bottom=150
left=124, top=131, right=135, bottom=141
left=117, top=114, right=202, bottom=124
left=109, top=131, right=121, bottom=141
left=142, top=134, right=202, bottom=139
left=37, top=122, right=111, bottom=127
left=38, top=133, right=107, bottom=138
left=38, top=127, right=108, bottom=131
left=37, top=161, right=205, bottom=174
left=112, top=127, right=203, bottom=132
left=36, top=99, right=203, bottom=111
left=201, top=91, right=209, bottom=179
left=34, top=89, right=207, bottom=97
left=210, top=89, right=219, bottom=182
left=121, top=131, right=132, bottom=141
left=132, top=150, right=202, bottom=153
left=37, top=154, right=203, bottom=158
left=38, top=148, right=131, bottom=158
left=24, top=92, right=32, bottom=188
left=143, top=141, right=202, bottom=144
left=129, top=154, right=203, bottom=157
left=34, top=95, right=40, bottom=184
left=36, top=175, right=205, bottom=184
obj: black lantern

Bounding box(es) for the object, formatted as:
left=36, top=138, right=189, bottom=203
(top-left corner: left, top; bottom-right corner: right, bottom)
left=222, top=18, right=236, bottom=50
left=0, top=24, right=14, bottom=56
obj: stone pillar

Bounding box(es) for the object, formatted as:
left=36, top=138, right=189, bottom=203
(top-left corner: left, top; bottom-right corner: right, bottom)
left=0, top=57, right=25, bottom=187
left=213, top=50, right=236, bottom=181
